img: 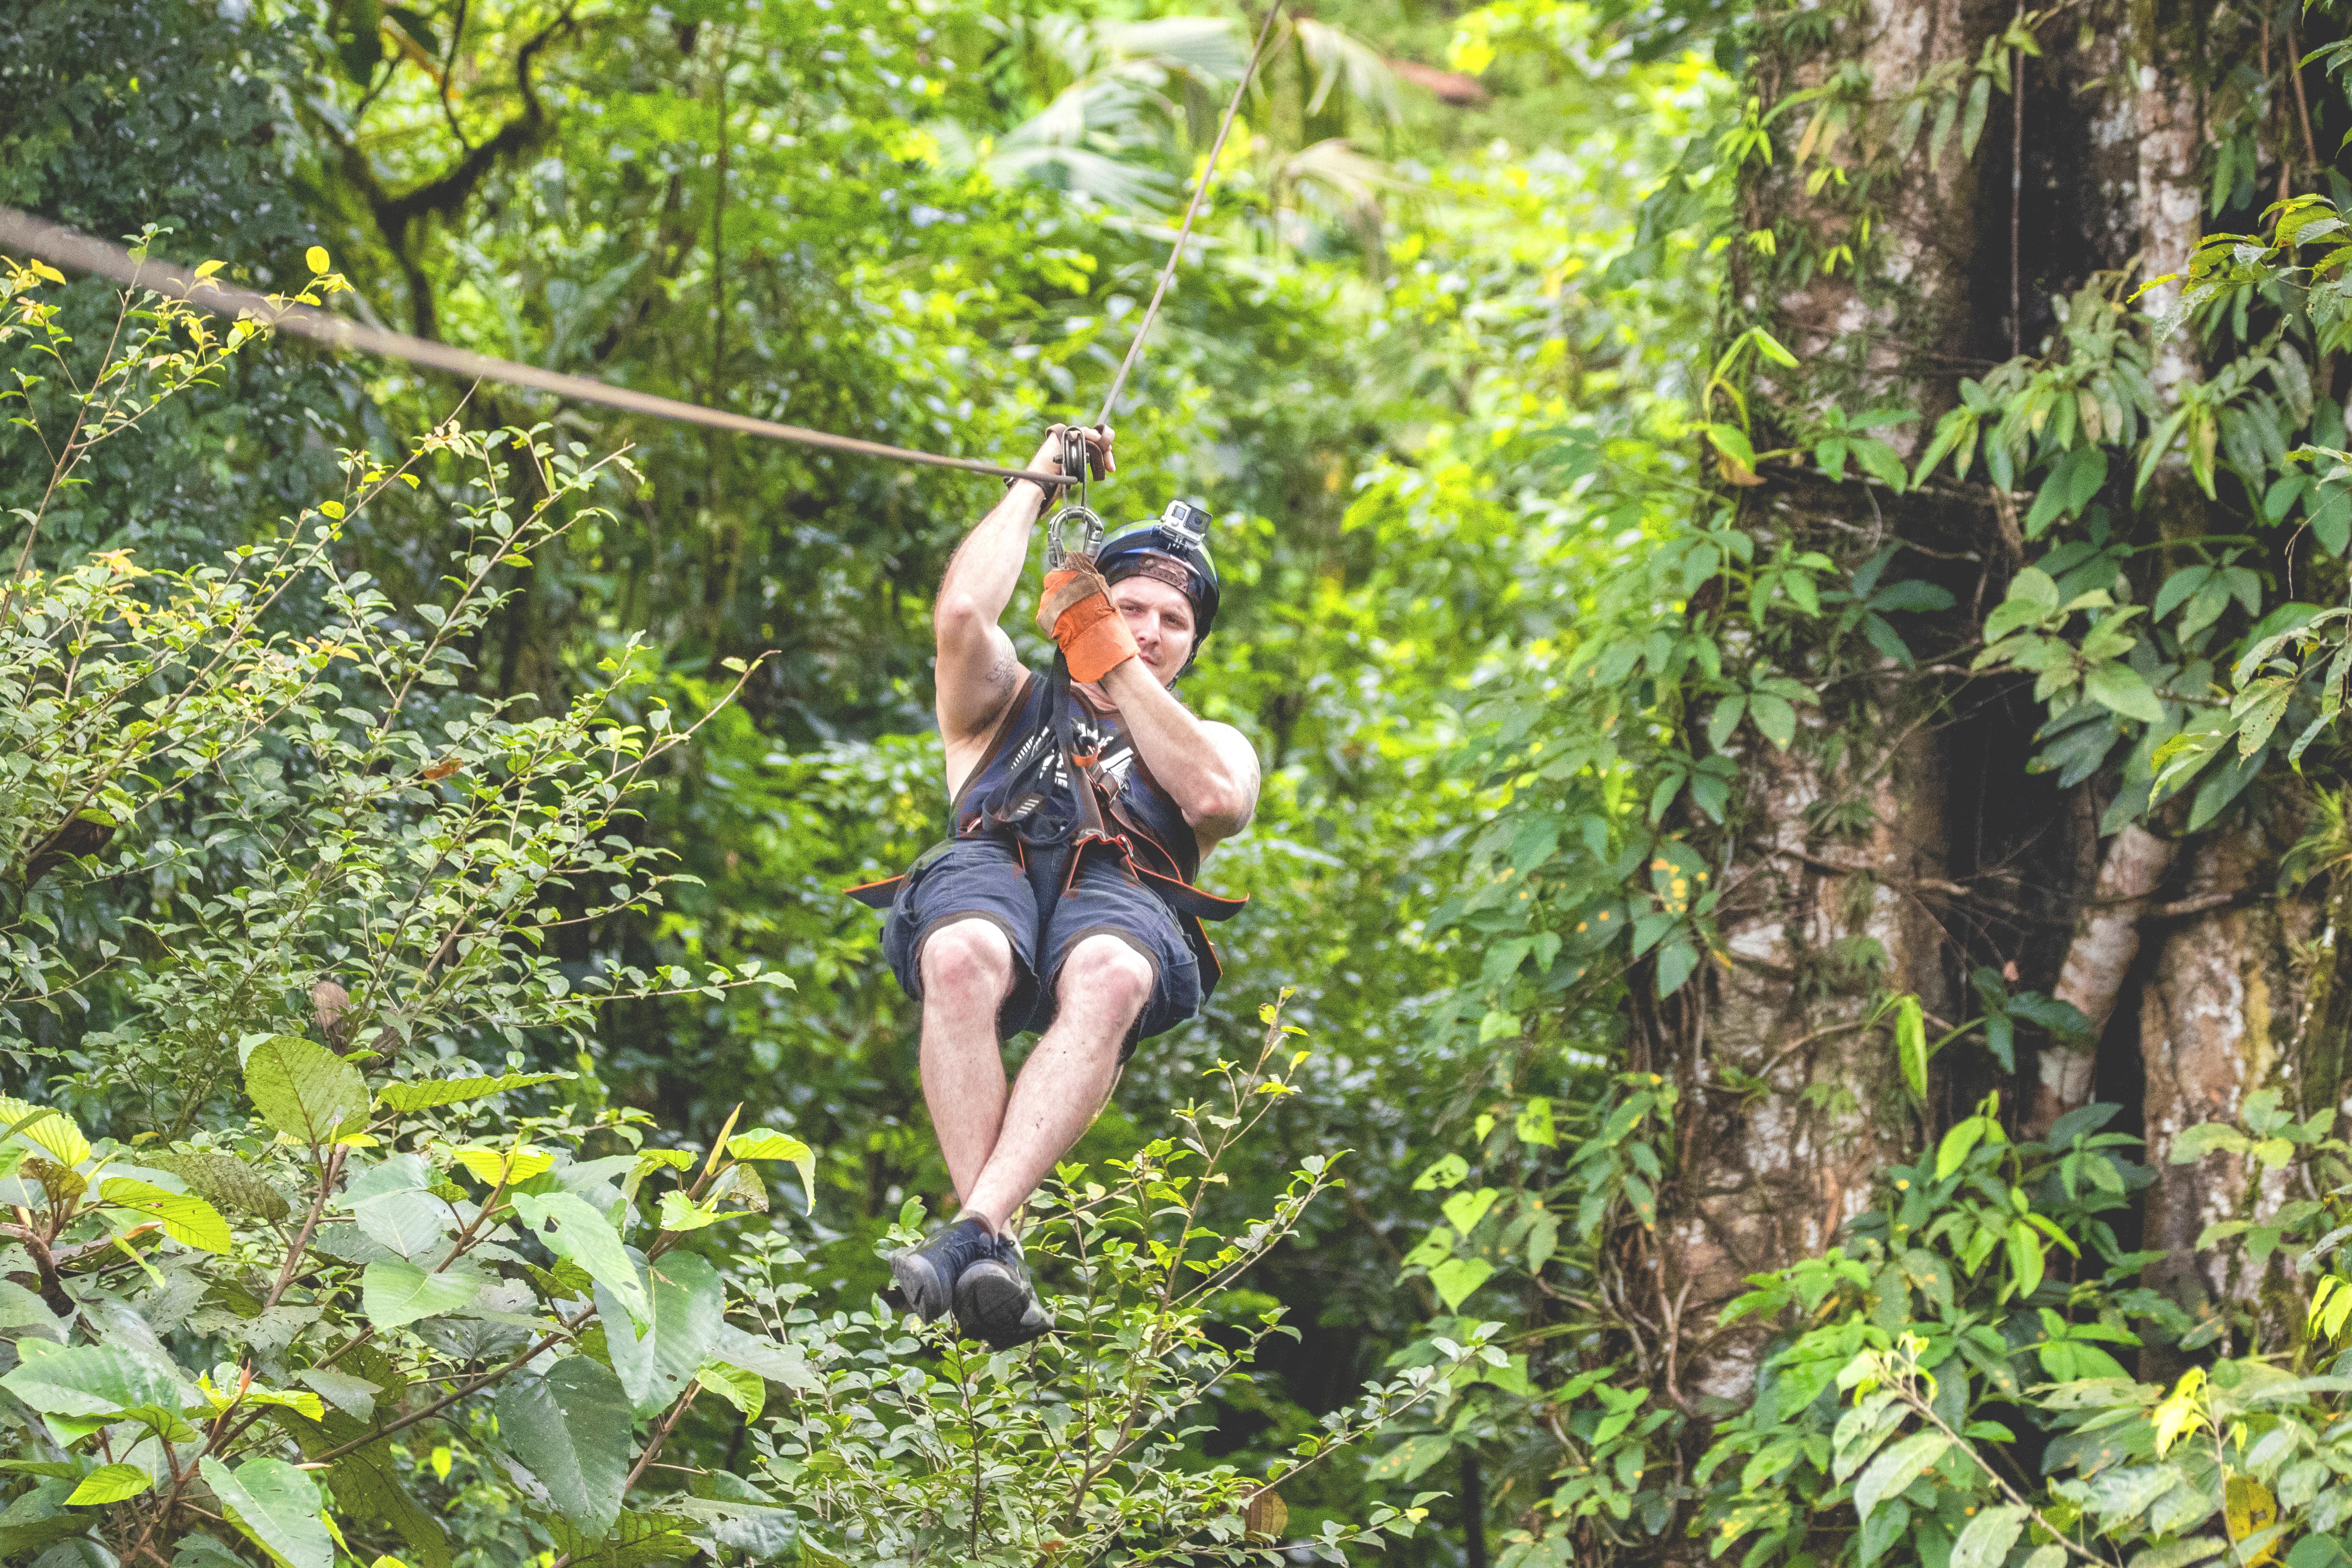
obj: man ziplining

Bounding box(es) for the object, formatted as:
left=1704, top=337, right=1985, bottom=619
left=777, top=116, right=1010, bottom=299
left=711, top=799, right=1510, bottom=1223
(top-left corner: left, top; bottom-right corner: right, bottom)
left=0, top=2, right=1286, bottom=1362
left=850, top=424, right=1260, bottom=1348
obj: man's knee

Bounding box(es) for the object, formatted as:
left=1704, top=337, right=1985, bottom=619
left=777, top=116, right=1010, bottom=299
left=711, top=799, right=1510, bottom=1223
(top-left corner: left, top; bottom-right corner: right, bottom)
left=921, top=919, right=1015, bottom=1004
left=1057, top=934, right=1154, bottom=1018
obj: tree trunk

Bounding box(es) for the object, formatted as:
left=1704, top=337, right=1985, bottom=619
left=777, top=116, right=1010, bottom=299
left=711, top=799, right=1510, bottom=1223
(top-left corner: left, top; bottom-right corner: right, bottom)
left=1659, top=0, right=2345, bottom=1412
left=1663, top=0, right=2000, bottom=1397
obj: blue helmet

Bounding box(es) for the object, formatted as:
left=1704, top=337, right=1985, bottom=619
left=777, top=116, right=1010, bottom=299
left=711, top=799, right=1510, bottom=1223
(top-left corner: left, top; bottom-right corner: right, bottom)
left=1095, top=500, right=1220, bottom=673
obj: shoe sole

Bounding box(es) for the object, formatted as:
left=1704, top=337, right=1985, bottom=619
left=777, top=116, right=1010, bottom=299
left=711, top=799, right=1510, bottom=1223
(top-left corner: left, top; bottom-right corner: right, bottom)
left=955, top=1262, right=1053, bottom=1349
left=886, top=1248, right=955, bottom=1322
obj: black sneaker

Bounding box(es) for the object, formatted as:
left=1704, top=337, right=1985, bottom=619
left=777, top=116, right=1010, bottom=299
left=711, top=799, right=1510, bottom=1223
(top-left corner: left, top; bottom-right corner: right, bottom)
left=885, top=1216, right=997, bottom=1323
left=952, top=1232, right=1054, bottom=1349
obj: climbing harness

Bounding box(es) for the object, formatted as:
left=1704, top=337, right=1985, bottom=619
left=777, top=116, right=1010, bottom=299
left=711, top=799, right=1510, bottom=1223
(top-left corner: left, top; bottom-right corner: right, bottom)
left=0, top=2, right=1283, bottom=487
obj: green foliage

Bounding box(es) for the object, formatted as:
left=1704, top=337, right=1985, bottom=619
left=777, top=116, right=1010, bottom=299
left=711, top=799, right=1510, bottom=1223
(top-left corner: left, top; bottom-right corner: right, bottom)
left=0, top=274, right=1454, bottom=1565
left=755, top=1026, right=1480, bottom=1564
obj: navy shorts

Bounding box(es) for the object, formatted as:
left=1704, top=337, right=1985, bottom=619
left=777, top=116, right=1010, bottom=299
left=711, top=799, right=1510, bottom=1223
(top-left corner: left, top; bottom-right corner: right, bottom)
left=880, top=836, right=1202, bottom=1057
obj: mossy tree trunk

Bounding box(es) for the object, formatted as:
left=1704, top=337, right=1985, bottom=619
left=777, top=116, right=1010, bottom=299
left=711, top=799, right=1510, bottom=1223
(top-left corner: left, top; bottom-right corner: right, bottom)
left=1656, top=0, right=2352, bottom=1423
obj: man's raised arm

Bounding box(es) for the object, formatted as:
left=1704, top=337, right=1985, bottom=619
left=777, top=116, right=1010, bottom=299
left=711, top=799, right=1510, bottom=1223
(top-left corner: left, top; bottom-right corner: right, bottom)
left=934, top=425, right=1114, bottom=743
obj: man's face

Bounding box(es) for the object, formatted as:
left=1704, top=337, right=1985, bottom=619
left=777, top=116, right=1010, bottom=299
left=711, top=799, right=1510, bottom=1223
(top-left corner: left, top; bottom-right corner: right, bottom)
left=1109, top=575, right=1197, bottom=686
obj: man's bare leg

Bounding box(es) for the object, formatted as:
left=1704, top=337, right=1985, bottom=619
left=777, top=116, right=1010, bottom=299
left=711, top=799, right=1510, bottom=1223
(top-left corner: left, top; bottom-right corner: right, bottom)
left=961, top=934, right=1152, bottom=1232
left=916, top=919, right=1019, bottom=1205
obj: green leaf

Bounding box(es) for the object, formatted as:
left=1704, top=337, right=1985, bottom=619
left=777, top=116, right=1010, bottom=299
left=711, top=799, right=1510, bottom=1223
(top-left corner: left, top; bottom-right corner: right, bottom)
left=1896, top=996, right=1928, bottom=1099
left=511, top=1191, right=647, bottom=1325
left=654, top=1189, right=744, bottom=1233
left=1935, top=1119, right=1987, bottom=1180
left=695, top=1360, right=765, bottom=1422
left=1854, top=1430, right=1951, bottom=1522
left=2006, top=1221, right=2046, bottom=1296
left=0, top=1344, right=188, bottom=1418
left=377, top=1073, right=565, bottom=1112
left=200, top=1455, right=333, bottom=1568
left=1363, top=1432, right=1455, bottom=1483
left=1959, top=72, right=1991, bottom=159
left=1750, top=328, right=1800, bottom=368
left=1427, top=1257, right=1496, bottom=1310
left=1950, top=1504, right=2027, bottom=1568
left=1413, top=1154, right=1469, bottom=1191
left=98, top=1178, right=232, bottom=1253
left=66, top=1463, right=152, bottom=1505
left=601, top=1252, right=723, bottom=1418
left=1749, top=692, right=1797, bottom=748
left=243, top=1035, right=368, bottom=1146
left=1654, top=938, right=1701, bottom=998
left=2170, top=1122, right=2251, bottom=1162
left=1441, top=1187, right=1499, bottom=1234
left=493, top=1358, right=633, bottom=1539
left=1707, top=695, right=1746, bottom=750
left=2085, top=663, right=2166, bottom=723
left=295, top=1369, right=378, bottom=1421
left=0, top=1096, right=91, bottom=1166
left=360, top=1259, right=484, bottom=1329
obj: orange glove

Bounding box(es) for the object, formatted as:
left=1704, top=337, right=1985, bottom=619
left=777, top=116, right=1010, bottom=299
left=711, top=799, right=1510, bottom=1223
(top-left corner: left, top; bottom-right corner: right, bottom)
left=1036, top=558, right=1139, bottom=682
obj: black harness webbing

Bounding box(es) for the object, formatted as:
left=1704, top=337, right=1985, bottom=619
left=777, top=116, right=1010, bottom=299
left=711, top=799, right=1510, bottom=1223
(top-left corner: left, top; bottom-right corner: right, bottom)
left=845, top=653, right=1244, bottom=985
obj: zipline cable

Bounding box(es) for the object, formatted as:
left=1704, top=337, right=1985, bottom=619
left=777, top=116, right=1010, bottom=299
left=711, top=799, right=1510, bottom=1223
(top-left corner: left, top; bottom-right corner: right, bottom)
left=1092, top=0, right=1282, bottom=430
left=0, top=5, right=1280, bottom=492
left=0, top=203, right=1067, bottom=486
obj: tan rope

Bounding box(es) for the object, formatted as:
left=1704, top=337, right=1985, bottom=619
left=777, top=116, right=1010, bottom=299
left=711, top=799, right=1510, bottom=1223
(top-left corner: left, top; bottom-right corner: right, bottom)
left=0, top=7, right=1277, bottom=482
left=0, top=204, right=1067, bottom=485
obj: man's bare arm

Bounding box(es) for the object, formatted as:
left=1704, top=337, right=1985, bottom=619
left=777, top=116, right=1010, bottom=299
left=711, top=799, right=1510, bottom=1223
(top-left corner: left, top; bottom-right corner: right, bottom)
left=935, top=426, right=1114, bottom=744
left=1097, top=660, right=1260, bottom=848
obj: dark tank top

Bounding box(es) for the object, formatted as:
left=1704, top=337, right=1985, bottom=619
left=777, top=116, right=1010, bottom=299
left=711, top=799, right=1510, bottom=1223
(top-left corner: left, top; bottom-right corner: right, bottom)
left=950, top=668, right=1202, bottom=881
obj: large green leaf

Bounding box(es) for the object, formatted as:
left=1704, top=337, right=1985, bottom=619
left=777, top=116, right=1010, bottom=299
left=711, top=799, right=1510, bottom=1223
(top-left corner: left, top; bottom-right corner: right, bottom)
left=343, top=1153, right=454, bottom=1259
left=511, top=1191, right=647, bottom=1324
left=1895, top=996, right=1928, bottom=1099
left=360, top=1259, right=484, bottom=1329
left=199, top=1455, right=333, bottom=1568
left=243, top=1035, right=368, bottom=1146
left=98, top=1178, right=232, bottom=1253
left=1, top=1344, right=189, bottom=1418
left=494, top=1357, right=633, bottom=1538
left=1949, top=1503, right=2026, bottom=1568
left=601, top=1252, right=722, bottom=1418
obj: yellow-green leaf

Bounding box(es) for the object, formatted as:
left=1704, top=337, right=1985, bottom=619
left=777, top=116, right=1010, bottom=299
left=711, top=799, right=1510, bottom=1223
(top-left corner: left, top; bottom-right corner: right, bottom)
left=726, top=1130, right=815, bottom=1213
left=0, top=1096, right=90, bottom=1166
left=67, top=1463, right=152, bottom=1504
left=98, top=1179, right=232, bottom=1254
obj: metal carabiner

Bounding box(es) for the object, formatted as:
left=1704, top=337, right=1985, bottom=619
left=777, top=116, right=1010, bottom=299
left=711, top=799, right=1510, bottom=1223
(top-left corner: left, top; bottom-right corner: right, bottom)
left=1045, top=502, right=1105, bottom=570
left=1043, top=425, right=1105, bottom=570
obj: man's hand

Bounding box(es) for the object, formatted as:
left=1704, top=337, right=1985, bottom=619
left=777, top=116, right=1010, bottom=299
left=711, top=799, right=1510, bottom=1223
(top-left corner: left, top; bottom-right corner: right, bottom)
left=1013, top=423, right=1116, bottom=495
left=1036, top=557, right=1140, bottom=682
left=936, top=424, right=1119, bottom=788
